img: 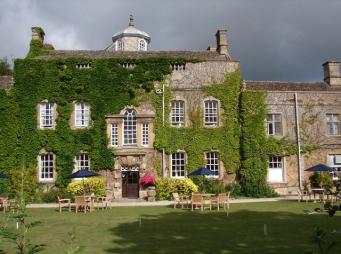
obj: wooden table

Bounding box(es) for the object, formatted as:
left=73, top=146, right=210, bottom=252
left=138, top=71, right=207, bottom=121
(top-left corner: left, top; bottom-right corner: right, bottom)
left=311, top=188, right=324, bottom=202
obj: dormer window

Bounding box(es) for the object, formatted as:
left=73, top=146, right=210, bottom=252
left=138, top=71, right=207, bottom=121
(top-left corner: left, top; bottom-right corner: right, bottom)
left=138, top=39, right=147, bottom=51
left=116, top=40, right=124, bottom=51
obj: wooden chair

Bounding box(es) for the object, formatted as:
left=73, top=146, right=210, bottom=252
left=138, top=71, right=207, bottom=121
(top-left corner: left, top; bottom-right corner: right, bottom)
left=297, top=188, right=311, bottom=203
left=8, top=199, right=18, bottom=213
left=57, top=196, right=71, bottom=213
left=97, top=191, right=114, bottom=210
left=172, top=192, right=188, bottom=209
left=75, top=196, right=89, bottom=214
left=212, top=192, right=230, bottom=211
left=191, top=193, right=203, bottom=211
left=0, top=197, right=8, bottom=213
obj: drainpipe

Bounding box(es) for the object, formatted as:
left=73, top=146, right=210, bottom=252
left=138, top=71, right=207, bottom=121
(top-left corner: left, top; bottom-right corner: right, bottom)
left=294, top=92, right=303, bottom=189
left=162, top=83, right=166, bottom=178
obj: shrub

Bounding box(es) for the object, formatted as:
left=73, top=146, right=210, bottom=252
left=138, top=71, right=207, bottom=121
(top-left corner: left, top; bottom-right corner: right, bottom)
left=227, top=181, right=242, bottom=197
left=310, top=172, right=333, bottom=190
left=67, top=177, right=105, bottom=196
left=155, top=178, right=198, bottom=200
left=40, top=189, right=73, bottom=203
left=205, top=179, right=226, bottom=194
left=8, top=166, right=39, bottom=202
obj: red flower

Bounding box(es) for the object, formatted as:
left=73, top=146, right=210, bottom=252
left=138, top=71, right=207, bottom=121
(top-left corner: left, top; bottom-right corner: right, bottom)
left=140, top=175, right=156, bottom=188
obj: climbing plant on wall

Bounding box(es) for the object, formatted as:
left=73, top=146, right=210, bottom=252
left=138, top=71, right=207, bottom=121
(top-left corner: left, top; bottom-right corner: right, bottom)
left=151, top=71, right=241, bottom=174
left=13, top=53, right=199, bottom=186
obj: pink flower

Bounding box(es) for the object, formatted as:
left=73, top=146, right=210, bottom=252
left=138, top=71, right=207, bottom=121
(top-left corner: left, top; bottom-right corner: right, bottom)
left=140, top=175, right=156, bottom=188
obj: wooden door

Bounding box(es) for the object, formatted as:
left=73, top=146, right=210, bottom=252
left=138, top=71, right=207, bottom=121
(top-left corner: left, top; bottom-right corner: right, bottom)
left=122, top=170, right=139, bottom=198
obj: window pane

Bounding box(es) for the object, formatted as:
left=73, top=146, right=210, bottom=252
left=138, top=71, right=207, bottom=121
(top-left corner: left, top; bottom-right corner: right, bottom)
left=267, top=113, right=282, bottom=136
left=204, top=100, right=218, bottom=126
left=205, top=152, right=219, bottom=176
left=39, top=154, right=54, bottom=180
left=123, top=109, right=137, bottom=145
left=40, top=103, right=54, bottom=128
left=75, top=102, right=90, bottom=127
left=171, top=153, right=185, bottom=177
left=171, top=101, right=185, bottom=126
left=326, top=114, right=340, bottom=135
left=112, top=124, right=118, bottom=146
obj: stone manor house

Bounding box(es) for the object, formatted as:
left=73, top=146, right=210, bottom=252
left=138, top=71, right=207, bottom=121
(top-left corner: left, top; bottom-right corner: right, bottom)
left=1, top=16, right=341, bottom=198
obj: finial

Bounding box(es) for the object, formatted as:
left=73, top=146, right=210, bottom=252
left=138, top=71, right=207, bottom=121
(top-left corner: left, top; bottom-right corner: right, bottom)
left=129, top=14, right=135, bottom=27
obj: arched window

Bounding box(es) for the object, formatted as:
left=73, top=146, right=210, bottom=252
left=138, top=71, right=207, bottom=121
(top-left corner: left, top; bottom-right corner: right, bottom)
left=123, top=109, right=137, bottom=145
left=138, top=39, right=147, bottom=51
left=116, top=40, right=124, bottom=51
left=204, top=99, right=219, bottom=126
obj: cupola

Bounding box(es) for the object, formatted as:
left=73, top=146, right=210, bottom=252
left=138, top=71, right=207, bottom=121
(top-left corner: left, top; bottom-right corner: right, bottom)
left=106, top=15, right=151, bottom=52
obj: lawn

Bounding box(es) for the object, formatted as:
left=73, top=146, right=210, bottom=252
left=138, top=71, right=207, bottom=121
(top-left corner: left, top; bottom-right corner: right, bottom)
left=0, top=201, right=341, bottom=254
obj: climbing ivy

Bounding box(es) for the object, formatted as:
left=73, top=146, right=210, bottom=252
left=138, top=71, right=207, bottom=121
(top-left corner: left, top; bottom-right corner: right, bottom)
left=151, top=71, right=241, bottom=174
left=239, top=91, right=276, bottom=197
left=13, top=56, right=199, bottom=187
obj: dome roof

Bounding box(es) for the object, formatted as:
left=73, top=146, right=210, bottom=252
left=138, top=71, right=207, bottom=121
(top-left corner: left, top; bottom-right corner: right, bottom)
left=112, top=15, right=150, bottom=43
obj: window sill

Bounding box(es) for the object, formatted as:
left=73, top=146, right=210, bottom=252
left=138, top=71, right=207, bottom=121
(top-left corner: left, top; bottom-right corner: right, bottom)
left=39, top=179, right=54, bottom=183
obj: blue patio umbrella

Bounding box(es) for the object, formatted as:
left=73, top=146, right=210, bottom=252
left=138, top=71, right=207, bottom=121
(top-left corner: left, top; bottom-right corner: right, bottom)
left=188, top=167, right=214, bottom=193
left=0, top=173, right=10, bottom=179
left=67, top=168, right=100, bottom=196
left=305, top=164, right=334, bottom=172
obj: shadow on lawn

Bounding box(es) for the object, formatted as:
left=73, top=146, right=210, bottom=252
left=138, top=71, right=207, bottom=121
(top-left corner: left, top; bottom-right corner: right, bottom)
left=105, top=207, right=341, bottom=254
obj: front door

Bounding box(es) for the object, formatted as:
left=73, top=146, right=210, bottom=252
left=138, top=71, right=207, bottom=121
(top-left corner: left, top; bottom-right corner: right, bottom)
left=122, top=167, right=139, bottom=198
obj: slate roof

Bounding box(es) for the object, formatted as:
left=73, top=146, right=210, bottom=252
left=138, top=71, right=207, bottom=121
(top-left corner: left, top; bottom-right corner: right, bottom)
left=245, top=80, right=341, bottom=92
left=0, top=76, right=13, bottom=89
left=35, top=50, right=233, bottom=61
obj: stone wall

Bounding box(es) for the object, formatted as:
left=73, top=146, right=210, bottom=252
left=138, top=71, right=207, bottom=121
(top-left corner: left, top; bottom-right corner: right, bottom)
left=265, top=90, right=341, bottom=193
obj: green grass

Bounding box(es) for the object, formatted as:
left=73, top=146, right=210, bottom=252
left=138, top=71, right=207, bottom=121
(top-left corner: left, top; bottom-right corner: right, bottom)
left=0, top=201, right=341, bottom=253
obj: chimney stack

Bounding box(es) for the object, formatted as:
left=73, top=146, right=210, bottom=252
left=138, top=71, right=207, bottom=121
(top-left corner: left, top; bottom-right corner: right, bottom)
left=31, top=27, right=45, bottom=43
left=323, top=61, right=341, bottom=86
left=215, top=29, right=230, bottom=57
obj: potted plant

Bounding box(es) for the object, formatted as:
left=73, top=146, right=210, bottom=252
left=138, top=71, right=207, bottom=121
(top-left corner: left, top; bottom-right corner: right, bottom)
left=140, top=174, right=156, bottom=201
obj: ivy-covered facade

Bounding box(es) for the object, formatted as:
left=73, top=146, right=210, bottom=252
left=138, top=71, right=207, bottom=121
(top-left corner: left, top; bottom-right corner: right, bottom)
left=1, top=16, right=341, bottom=198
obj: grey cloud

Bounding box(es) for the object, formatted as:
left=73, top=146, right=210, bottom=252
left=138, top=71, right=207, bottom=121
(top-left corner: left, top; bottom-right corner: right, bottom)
left=0, top=0, right=341, bottom=81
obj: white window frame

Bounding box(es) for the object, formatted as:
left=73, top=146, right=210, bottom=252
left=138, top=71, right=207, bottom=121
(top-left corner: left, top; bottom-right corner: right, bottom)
left=111, top=123, right=118, bottom=147
left=267, top=113, right=282, bottom=136
left=328, top=154, right=341, bottom=180
left=75, top=102, right=90, bottom=128
left=123, top=109, right=137, bottom=146
left=171, top=152, right=186, bottom=178
left=38, top=153, right=54, bottom=182
left=326, top=113, right=340, bottom=136
left=39, top=102, right=55, bottom=129
left=138, top=39, right=147, bottom=51
left=75, top=153, right=90, bottom=172
left=116, top=40, right=124, bottom=51
left=171, top=100, right=185, bottom=127
left=205, top=152, right=219, bottom=177
left=204, top=100, right=219, bottom=127
left=268, top=156, right=284, bottom=183
left=141, top=123, right=149, bottom=147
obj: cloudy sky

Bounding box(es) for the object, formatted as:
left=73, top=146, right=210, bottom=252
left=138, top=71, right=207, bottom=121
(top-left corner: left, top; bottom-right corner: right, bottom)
left=1, top=0, right=341, bottom=81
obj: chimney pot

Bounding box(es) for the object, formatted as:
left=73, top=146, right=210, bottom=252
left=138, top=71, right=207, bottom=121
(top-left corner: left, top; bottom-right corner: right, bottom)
left=31, top=27, right=45, bottom=43
left=215, top=29, right=230, bottom=57
left=323, top=61, right=341, bottom=86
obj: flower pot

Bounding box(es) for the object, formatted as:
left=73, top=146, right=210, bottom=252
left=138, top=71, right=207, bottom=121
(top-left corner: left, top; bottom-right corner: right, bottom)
left=147, top=186, right=156, bottom=202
